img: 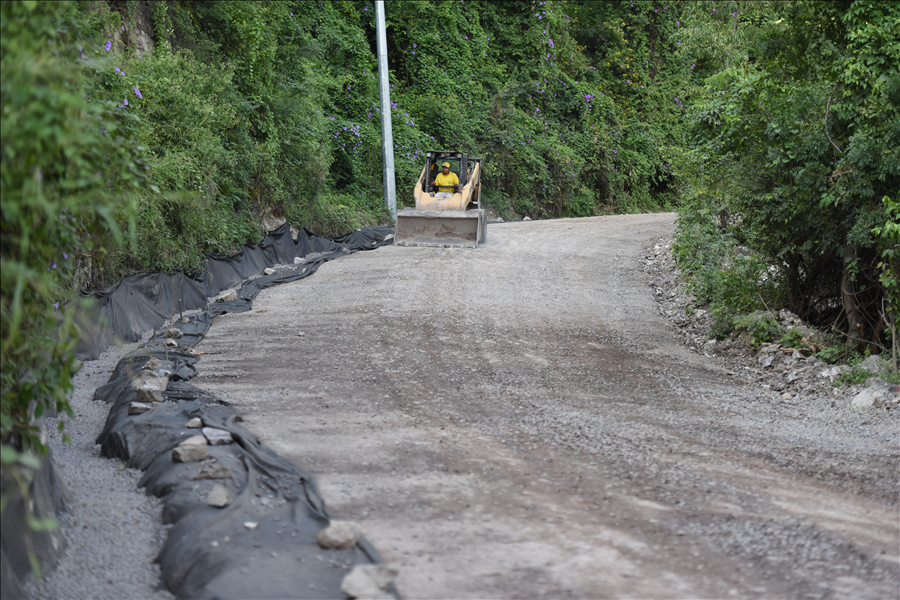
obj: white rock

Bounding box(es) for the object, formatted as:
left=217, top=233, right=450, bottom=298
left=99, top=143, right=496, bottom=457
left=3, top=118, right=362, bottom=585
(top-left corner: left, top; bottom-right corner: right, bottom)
left=202, top=427, right=234, bottom=445
left=792, top=350, right=803, bottom=360
left=317, top=521, right=360, bottom=549
left=383, top=234, right=394, bottom=241
left=207, top=483, right=233, bottom=508
left=215, top=289, right=238, bottom=303
left=851, top=381, right=897, bottom=409
left=781, top=393, right=792, bottom=400
left=243, top=521, right=258, bottom=530
left=165, top=339, right=179, bottom=347
left=523, top=216, right=531, bottom=221
left=294, top=257, right=304, bottom=264
left=341, top=565, right=398, bottom=599
left=186, top=417, right=202, bottom=428
left=497, top=217, right=504, bottom=223
left=172, top=435, right=209, bottom=463
left=263, top=267, right=276, bottom=275
left=128, top=402, right=152, bottom=415
left=297, top=331, right=305, bottom=337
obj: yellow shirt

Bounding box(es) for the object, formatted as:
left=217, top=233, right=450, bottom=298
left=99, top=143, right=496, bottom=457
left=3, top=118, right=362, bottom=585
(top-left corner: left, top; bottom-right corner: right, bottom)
left=434, top=171, right=459, bottom=193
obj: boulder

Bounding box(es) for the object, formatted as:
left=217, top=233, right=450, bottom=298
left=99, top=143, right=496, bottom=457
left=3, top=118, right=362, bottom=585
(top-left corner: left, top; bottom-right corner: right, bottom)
left=263, top=267, right=276, bottom=275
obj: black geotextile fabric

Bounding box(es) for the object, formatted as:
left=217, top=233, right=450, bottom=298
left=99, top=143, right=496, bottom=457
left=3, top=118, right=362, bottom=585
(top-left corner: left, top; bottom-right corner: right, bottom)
left=75, top=224, right=395, bottom=360
left=83, top=224, right=397, bottom=599
left=92, top=309, right=393, bottom=597
left=94, top=350, right=390, bottom=599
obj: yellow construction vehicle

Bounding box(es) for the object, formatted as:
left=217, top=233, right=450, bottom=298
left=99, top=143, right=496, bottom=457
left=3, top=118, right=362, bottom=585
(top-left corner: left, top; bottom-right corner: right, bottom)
left=395, top=150, right=486, bottom=248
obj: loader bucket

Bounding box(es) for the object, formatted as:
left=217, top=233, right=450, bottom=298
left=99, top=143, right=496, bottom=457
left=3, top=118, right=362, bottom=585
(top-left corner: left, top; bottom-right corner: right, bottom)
left=395, top=208, right=486, bottom=248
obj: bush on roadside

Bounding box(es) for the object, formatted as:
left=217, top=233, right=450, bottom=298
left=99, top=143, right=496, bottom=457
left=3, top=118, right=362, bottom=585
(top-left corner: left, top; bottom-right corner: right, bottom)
left=1, top=1, right=145, bottom=455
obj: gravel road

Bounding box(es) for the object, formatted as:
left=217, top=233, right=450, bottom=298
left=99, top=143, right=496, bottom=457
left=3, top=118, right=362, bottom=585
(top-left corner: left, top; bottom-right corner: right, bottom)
left=21, top=213, right=893, bottom=600
left=190, top=213, right=898, bottom=599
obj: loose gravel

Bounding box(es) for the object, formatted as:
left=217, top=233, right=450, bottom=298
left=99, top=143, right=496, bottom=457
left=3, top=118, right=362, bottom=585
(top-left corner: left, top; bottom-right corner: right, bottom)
left=25, top=342, right=174, bottom=600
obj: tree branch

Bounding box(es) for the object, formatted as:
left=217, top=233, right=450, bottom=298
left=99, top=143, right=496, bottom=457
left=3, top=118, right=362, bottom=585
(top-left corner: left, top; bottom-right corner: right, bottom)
left=824, top=85, right=844, bottom=155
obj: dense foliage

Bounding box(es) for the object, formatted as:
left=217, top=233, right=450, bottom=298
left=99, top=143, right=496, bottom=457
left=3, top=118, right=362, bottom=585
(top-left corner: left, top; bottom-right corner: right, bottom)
left=672, top=0, right=898, bottom=362
left=1, top=1, right=148, bottom=457
left=66, top=0, right=693, bottom=282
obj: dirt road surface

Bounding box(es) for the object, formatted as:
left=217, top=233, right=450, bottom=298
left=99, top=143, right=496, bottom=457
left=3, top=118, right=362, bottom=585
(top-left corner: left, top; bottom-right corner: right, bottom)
left=195, top=214, right=899, bottom=599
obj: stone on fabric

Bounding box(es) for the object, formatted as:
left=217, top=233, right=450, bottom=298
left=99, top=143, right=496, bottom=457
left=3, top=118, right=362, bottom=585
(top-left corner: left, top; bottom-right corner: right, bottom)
left=317, top=520, right=360, bottom=549
left=207, top=483, right=233, bottom=508
left=172, top=435, right=209, bottom=463
left=264, top=267, right=276, bottom=275
left=186, top=417, right=202, bottom=428
left=215, top=289, right=238, bottom=303
left=341, top=565, right=398, bottom=599
left=142, top=357, right=162, bottom=370
left=192, top=459, right=232, bottom=480
left=135, top=386, right=164, bottom=404
left=164, top=328, right=183, bottom=339
left=128, top=402, right=152, bottom=415
left=202, top=427, right=234, bottom=445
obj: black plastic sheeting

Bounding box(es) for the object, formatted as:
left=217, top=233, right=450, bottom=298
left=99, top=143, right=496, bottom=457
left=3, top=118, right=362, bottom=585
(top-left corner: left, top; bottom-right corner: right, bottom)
left=94, top=350, right=390, bottom=599
left=84, top=225, right=397, bottom=599
left=76, top=224, right=395, bottom=360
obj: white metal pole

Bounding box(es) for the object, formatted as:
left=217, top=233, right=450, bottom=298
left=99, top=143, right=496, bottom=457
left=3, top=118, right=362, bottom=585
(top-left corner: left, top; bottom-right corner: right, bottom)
left=375, top=0, right=396, bottom=221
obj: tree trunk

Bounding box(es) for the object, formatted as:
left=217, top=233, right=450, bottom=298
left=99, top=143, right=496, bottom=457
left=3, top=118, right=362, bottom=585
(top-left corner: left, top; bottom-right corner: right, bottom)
left=841, top=248, right=867, bottom=352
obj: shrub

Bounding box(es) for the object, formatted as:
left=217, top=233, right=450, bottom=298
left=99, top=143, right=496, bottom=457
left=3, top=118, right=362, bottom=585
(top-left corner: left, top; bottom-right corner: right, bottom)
left=1, top=1, right=145, bottom=453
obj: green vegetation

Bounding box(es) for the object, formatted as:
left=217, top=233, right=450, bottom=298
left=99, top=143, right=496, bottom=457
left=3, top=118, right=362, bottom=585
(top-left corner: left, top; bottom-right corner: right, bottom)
left=673, top=0, right=899, bottom=369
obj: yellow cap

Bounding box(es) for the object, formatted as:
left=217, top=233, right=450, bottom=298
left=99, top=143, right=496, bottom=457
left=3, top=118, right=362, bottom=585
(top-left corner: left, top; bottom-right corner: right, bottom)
left=442, top=162, right=450, bottom=168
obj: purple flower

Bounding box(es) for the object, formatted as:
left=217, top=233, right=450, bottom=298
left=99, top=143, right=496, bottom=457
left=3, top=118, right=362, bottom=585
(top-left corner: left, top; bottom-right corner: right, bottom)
left=52, top=262, right=57, bottom=269
left=134, top=86, right=142, bottom=99
left=115, top=67, right=121, bottom=73
left=105, top=40, right=112, bottom=51
left=123, top=98, right=128, bottom=106
left=63, top=253, right=68, bottom=259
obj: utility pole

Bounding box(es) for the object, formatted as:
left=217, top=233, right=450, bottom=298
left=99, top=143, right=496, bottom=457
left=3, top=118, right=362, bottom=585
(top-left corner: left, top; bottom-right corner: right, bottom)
left=375, top=0, right=396, bottom=221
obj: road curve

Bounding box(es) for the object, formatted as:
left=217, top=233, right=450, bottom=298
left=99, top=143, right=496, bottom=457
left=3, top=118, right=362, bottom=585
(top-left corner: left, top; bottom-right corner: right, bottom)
left=195, top=214, right=898, bottom=599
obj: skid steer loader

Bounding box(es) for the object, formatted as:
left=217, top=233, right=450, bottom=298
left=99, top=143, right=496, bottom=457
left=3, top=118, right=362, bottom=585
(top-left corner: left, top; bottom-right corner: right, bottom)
left=394, top=150, right=486, bottom=248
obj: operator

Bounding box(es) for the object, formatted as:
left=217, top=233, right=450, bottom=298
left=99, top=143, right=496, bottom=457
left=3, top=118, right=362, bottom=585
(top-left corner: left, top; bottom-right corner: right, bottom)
left=431, top=162, right=459, bottom=198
